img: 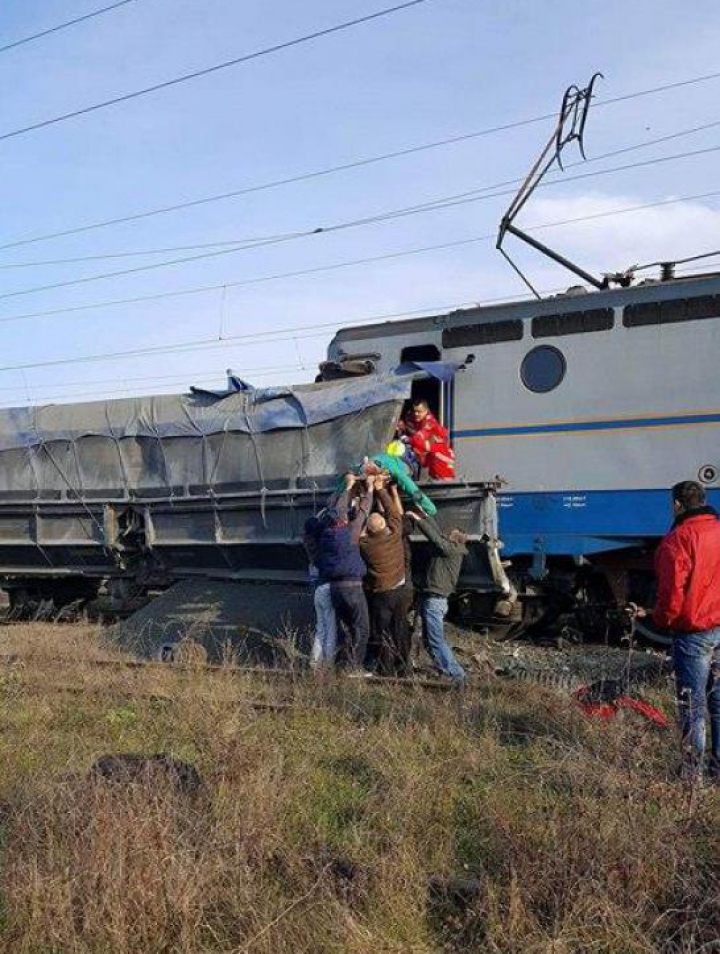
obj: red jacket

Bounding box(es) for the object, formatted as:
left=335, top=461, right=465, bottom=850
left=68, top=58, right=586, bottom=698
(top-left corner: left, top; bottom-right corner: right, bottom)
left=403, top=411, right=448, bottom=457
left=653, top=509, right=720, bottom=632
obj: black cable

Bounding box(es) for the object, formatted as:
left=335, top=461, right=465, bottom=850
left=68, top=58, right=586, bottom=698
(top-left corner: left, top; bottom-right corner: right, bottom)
left=4, top=115, right=720, bottom=268
left=0, top=186, right=718, bottom=326
left=0, top=113, right=556, bottom=253
left=0, top=0, right=136, bottom=55
left=596, top=70, right=720, bottom=109
left=0, top=0, right=432, bottom=144
left=1, top=143, right=719, bottom=303
left=0, top=301, right=484, bottom=373
left=4, top=101, right=720, bottom=255
left=633, top=248, right=720, bottom=271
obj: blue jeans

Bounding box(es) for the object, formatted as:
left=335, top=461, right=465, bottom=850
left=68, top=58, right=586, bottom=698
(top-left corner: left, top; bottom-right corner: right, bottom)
left=311, top=583, right=338, bottom=670
left=672, top=627, right=720, bottom=777
left=419, top=595, right=465, bottom=682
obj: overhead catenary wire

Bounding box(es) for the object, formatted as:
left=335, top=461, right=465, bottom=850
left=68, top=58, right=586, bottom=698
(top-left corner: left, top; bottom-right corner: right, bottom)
left=4, top=115, right=720, bottom=268
left=0, top=0, right=136, bottom=55
left=0, top=187, right=719, bottom=329
left=4, top=88, right=720, bottom=255
left=2, top=183, right=720, bottom=378
left=0, top=0, right=432, bottom=145
left=7, top=364, right=309, bottom=406
left=1, top=148, right=720, bottom=304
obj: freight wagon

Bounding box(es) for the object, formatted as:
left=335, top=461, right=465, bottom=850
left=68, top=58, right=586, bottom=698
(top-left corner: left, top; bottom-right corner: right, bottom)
left=0, top=368, right=508, bottom=618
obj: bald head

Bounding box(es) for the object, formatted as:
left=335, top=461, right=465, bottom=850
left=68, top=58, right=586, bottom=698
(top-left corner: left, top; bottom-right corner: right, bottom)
left=366, top=513, right=387, bottom=535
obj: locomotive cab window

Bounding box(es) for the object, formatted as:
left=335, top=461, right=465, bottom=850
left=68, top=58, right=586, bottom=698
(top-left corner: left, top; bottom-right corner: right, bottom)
left=521, top=345, right=566, bottom=393
left=401, top=344, right=442, bottom=420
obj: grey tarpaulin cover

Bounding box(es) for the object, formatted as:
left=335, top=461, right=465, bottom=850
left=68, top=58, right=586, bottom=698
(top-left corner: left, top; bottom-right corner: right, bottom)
left=0, top=373, right=412, bottom=501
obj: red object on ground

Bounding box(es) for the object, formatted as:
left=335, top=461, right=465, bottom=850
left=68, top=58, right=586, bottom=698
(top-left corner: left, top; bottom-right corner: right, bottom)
left=654, top=511, right=720, bottom=632
left=574, top=686, right=670, bottom=728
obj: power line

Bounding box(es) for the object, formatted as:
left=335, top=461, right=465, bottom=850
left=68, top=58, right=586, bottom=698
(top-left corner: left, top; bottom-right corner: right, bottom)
left=0, top=186, right=718, bottom=326
left=4, top=88, right=720, bottom=256
left=0, top=0, right=136, bottom=55
left=597, top=69, right=720, bottom=109
left=0, top=0, right=432, bottom=145
left=0, top=115, right=554, bottom=254
left=0, top=301, right=483, bottom=373
left=4, top=115, right=720, bottom=268
left=0, top=284, right=570, bottom=389
left=4, top=364, right=309, bottom=406
left=3, top=180, right=720, bottom=376
left=1, top=142, right=719, bottom=303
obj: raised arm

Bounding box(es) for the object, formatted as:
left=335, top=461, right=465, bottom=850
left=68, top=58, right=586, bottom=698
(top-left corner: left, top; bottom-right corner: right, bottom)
left=376, top=485, right=402, bottom=532
left=408, top=513, right=453, bottom=555
left=349, top=477, right=374, bottom=543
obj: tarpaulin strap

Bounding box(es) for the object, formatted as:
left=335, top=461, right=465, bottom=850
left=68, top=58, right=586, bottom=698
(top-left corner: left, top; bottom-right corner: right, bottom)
left=244, top=397, right=268, bottom=528
left=104, top=401, right=130, bottom=497
left=148, top=397, right=172, bottom=497
left=30, top=405, right=108, bottom=547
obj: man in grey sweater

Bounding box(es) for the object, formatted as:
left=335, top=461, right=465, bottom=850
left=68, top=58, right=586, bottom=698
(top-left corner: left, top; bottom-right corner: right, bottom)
left=407, top=512, right=467, bottom=683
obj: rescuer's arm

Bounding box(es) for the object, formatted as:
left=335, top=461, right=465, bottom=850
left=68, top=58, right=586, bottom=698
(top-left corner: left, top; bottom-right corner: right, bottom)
left=407, top=512, right=453, bottom=555
left=349, top=476, right=374, bottom=543
left=376, top=486, right=402, bottom=533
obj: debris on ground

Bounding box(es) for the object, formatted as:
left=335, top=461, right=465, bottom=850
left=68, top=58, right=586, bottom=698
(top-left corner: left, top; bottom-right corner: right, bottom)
left=109, top=579, right=314, bottom=663
left=451, top=626, right=672, bottom=692
left=89, top=754, right=203, bottom=794
left=574, top=680, right=671, bottom=727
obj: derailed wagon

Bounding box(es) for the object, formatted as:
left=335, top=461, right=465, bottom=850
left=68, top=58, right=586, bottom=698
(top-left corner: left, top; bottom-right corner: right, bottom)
left=0, top=366, right=511, bottom=621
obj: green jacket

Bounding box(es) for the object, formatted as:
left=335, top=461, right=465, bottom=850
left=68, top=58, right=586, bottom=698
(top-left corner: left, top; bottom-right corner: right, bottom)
left=336, top=453, right=437, bottom=517
left=416, top=517, right=467, bottom=597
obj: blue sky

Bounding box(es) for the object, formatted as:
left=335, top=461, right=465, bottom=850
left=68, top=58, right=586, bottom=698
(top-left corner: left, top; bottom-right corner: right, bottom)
left=0, top=0, right=719, bottom=405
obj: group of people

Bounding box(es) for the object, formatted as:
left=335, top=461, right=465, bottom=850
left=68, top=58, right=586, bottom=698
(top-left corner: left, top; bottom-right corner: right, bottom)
left=306, top=458, right=720, bottom=783
left=304, top=465, right=468, bottom=683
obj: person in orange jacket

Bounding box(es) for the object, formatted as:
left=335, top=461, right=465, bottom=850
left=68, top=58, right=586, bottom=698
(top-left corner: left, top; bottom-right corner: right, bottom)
left=397, top=399, right=456, bottom=480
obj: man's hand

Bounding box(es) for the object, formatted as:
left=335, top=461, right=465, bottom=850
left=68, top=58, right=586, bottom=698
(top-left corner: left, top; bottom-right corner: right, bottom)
left=344, top=472, right=357, bottom=489
left=366, top=474, right=376, bottom=488
left=375, top=473, right=389, bottom=490
left=625, top=602, right=648, bottom=619
left=407, top=510, right=421, bottom=522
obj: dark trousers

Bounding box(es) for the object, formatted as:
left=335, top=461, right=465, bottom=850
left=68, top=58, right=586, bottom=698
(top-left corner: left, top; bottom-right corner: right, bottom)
left=330, top=581, right=370, bottom=671
left=368, top=587, right=411, bottom=677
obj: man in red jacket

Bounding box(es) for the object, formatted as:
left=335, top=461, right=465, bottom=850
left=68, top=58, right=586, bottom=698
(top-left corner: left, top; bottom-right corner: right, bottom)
left=398, top=400, right=456, bottom=480
left=651, top=480, right=720, bottom=781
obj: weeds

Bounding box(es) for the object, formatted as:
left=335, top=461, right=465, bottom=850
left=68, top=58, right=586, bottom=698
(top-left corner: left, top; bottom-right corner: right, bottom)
left=0, top=623, right=718, bottom=953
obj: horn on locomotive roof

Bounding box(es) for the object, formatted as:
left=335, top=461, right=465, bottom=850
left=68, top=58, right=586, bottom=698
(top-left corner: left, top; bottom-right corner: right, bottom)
left=496, top=73, right=632, bottom=297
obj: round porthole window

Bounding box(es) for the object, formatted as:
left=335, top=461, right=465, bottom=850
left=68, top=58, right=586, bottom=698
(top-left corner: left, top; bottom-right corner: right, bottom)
left=520, top=345, right=566, bottom=393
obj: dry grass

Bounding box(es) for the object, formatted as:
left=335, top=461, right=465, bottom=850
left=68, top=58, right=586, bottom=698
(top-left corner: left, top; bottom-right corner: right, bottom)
left=0, top=622, right=719, bottom=953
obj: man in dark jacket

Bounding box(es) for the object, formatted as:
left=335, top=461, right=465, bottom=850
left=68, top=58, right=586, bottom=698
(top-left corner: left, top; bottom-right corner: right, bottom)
left=360, top=480, right=409, bottom=676
left=651, top=480, right=720, bottom=779
left=407, top=511, right=467, bottom=682
left=309, top=473, right=374, bottom=673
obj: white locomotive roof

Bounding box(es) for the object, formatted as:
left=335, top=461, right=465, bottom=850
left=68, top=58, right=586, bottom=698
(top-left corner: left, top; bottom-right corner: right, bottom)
left=332, top=272, right=720, bottom=344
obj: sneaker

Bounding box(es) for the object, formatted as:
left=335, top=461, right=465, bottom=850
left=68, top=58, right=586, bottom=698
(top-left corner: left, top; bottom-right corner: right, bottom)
left=346, top=669, right=373, bottom=680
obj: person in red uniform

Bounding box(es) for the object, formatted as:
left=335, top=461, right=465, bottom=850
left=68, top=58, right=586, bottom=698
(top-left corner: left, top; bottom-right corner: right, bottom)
left=397, top=399, right=456, bottom=480
left=632, top=481, right=720, bottom=781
